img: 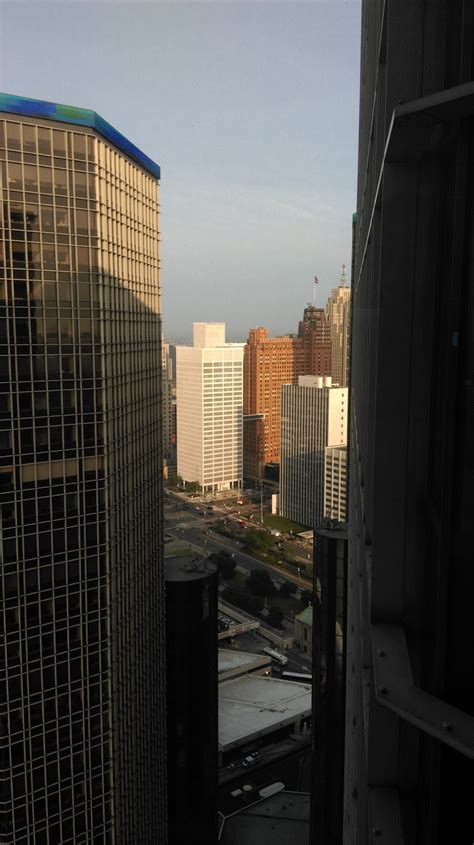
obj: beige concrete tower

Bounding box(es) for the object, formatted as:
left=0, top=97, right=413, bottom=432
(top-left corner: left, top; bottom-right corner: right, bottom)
left=280, top=376, right=348, bottom=527
left=325, top=266, right=351, bottom=387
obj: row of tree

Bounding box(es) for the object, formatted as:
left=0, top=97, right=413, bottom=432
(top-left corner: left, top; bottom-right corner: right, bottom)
left=209, top=551, right=312, bottom=628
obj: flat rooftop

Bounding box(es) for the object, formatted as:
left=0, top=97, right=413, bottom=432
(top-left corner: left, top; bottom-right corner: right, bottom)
left=218, top=649, right=270, bottom=679
left=220, top=791, right=310, bottom=845
left=0, top=92, right=160, bottom=179
left=218, top=675, right=312, bottom=752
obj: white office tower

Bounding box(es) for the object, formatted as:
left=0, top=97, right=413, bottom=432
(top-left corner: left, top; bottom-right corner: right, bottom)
left=280, top=376, right=348, bottom=526
left=176, top=323, right=244, bottom=493
left=325, top=267, right=351, bottom=387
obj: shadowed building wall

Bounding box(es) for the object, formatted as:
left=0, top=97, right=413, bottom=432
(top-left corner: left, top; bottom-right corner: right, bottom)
left=165, top=555, right=218, bottom=844
left=346, top=3, right=474, bottom=843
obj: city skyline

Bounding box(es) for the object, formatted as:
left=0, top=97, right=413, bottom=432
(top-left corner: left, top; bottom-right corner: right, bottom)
left=0, top=2, right=360, bottom=340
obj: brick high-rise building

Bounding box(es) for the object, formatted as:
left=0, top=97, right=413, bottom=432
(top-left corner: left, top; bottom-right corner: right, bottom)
left=298, top=305, right=332, bottom=376
left=243, top=306, right=332, bottom=480
left=243, top=328, right=305, bottom=479
left=0, top=94, right=166, bottom=843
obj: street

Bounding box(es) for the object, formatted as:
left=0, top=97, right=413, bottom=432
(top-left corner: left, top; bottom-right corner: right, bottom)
left=164, top=496, right=314, bottom=674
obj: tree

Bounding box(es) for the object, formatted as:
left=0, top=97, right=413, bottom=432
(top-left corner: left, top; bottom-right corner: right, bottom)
left=246, top=569, right=276, bottom=597
left=244, top=529, right=273, bottom=554
left=247, top=594, right=265, bottom=614
left=267, top=606, right=284, bottom=628
left=222, top=586, right=247, bottom=610
left=167, top=474, right=183, bottom=488
left=185, top=480, right=199, bottom=493
left=209, top=551, right=236, bottom=580
left=221, top=586, right=264, bottom=616
left=299, top=589, right=312, bottom=610
left=279, top=581, right=297, bottom=597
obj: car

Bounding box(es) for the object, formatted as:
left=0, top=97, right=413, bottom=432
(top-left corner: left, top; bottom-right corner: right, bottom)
left=242, top=756, right=256, bottom=767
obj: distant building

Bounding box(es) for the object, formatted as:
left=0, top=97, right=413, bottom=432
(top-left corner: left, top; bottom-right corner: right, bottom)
left=243, top=328, right=305, bottom=478
left=325, top=268, right=351, bottom=387
left=280, top=376, right=348, bottom=527
left=324, top=445, right=347, bottom=522
left=176, top=323, right=244, bottom=492
left=243, top=306, right=332, bottom=480
left=297, top=305, right=332, bottom=376
left=294, top=606, right=313, bottom=657
left=162, top=342, right=176, bottom=469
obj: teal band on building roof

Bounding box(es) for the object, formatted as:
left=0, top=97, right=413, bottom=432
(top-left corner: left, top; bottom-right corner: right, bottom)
left=0, top=92, right=160, bottom=180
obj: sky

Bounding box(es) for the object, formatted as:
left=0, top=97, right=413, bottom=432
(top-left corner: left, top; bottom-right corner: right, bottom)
left=0, top=0, right=361, bottom=342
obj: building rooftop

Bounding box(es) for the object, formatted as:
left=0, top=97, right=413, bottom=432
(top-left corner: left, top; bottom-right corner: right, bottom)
left=218, top=649, right=271, bottom=680
left=220, top=791, right=310, bottom=845
left=295, top=607, right=313, bottom=627
left=218, top=675, right=311, bottom=752
left=0, top=92, right=160, bottom=180
left=165, top=555, right=217, bottom=583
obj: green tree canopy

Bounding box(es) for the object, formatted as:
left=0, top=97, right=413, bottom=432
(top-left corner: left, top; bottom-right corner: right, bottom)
left=209, top=551, right=236, bottom=580
left=246, top=568, right=276, bottom=597
left=299, top=589, right=312, bottom=610
left=267, top=606, right=284, bottom=628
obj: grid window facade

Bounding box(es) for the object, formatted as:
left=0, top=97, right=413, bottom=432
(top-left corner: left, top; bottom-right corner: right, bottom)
left=0, top=112, right=166, bottom=843
left=280, top=381, right=347, bottom=528
left=176, top=336, right=244, bottom=493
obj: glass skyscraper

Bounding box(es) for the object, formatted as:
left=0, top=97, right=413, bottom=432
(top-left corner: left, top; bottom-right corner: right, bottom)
left=0, top=94, right=166, bottom=843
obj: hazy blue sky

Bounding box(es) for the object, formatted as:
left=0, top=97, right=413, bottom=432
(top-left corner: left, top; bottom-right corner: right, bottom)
left=0, top=1, right=361, bottom=341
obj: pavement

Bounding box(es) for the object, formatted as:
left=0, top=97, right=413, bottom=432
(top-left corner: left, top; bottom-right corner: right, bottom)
left=164, top=499, right=312, bottom=591
left=164, top=496, right=315, bottom=671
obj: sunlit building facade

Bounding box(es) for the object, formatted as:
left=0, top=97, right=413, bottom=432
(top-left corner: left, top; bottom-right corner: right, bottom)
left=325, top=270, right=351, bottom=388
left=176, top=323, right=244, bottom=493
left=0, top=94, right=166, bottom=843
left=243, top=306, right=332, bottom=481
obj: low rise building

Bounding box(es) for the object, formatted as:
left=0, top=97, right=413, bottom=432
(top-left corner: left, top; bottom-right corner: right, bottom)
left=218, top=675, right=311, bottom=762
left=294, top=606, right=313, bottom=657
left=218, top=649, right=271, bottom=683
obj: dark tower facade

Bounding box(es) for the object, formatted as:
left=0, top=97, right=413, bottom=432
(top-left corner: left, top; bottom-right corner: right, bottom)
left=347, top=3, right=474, bottom=844
left=165, top=555, right=218, bottom=844
left=311, top=522, right=348, bottom=845
left=0, top=94, right=166, bottom=843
